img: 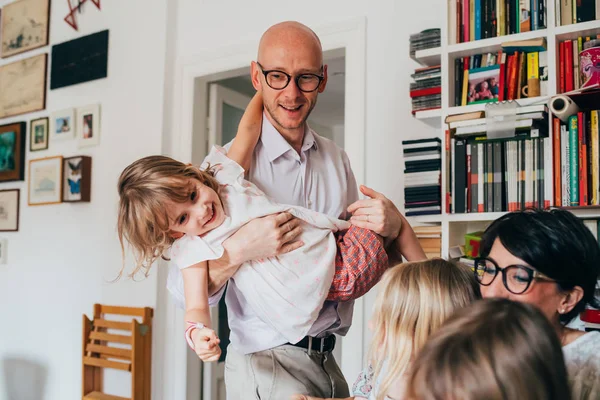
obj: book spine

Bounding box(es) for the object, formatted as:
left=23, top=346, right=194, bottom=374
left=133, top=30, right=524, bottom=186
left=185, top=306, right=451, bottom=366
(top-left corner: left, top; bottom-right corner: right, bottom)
left=569, top=115, right=579, bottom=206
left=579, top=111, right=588, bottom=206
left=475, top=0, right=482, bottom=40
left=592, top=110, right=599, bottom=205
left=553, top=118, right=562, bottom=206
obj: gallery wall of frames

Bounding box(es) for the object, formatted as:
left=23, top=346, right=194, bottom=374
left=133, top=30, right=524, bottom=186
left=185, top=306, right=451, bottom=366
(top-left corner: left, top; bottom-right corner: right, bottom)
left=0, top=0, right=108, bottom=243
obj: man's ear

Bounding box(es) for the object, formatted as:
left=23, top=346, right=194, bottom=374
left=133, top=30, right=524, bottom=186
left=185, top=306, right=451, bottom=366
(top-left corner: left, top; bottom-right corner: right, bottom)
left=559, top=285, right=584, bottom=314
left=318, top=64, right=328, bottom=93
left=251, top=61, right=262, bottom=91
left=169, top=230, right=184, bottom=239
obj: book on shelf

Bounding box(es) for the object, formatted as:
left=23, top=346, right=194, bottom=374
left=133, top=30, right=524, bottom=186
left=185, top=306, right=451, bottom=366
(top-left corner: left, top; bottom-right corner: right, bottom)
left=558, top=36, right=600, bottom=94
left=409, top=28, right=441, bottom=57
left=449, top=0, right=547, bottom=44
left=557, top=0, right=599, bottom=25
left=411, top=65, right=442, bottom=113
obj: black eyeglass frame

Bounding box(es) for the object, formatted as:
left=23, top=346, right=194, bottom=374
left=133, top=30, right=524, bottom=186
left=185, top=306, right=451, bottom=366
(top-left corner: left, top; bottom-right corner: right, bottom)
left=473, top=256, right=557, bottom=295
left=256, top=61, right=325, bottom=93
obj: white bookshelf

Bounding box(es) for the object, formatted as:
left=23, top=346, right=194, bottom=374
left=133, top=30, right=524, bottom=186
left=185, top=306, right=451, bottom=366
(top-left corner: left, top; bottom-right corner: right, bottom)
left=408, top=4, right=600, bottom=258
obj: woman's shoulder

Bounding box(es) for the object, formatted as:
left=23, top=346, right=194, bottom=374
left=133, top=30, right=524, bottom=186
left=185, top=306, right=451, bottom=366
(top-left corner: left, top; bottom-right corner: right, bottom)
left=564, top=332, right=600, bottom=399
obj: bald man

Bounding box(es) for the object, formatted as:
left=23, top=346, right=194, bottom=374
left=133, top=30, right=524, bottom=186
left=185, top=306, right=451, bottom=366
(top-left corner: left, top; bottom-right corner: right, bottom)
left=200, top=21, right=405, bottom=399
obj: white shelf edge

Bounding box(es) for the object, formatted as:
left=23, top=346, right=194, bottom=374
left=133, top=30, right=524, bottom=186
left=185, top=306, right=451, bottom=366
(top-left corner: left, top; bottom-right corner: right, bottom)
left=414, top=108, right=442, bottom=120
left=446, top=95, right=550, bottom=116
left=413, top=47, right=442, bottom=66
left=447, top=29, right=548, bottom=57
left=555, top=20, right=600, bottom=38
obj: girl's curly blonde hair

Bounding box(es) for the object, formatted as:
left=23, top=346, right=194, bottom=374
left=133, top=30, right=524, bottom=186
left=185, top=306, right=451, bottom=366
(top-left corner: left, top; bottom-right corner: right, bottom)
left=117, top=155, right=220, bottom=278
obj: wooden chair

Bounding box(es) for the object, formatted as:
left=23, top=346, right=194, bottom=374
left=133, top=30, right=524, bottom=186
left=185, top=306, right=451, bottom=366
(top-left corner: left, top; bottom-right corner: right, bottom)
left=82, top=304, right=153, bottom=400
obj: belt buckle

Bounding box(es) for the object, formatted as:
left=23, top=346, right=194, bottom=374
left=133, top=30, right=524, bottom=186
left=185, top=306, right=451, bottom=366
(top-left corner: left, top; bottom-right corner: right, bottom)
left=307, top=336, right=313, bottom=356
left=319, top=337, right=325, bottom=353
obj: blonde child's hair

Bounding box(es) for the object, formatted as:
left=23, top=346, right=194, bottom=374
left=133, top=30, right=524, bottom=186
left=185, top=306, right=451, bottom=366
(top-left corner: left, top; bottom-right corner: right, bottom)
left=405, top=298, right=571, bottom=400
left=368, top=259, right=481, bottom=400
left=117, top=155, right=220, bottom=277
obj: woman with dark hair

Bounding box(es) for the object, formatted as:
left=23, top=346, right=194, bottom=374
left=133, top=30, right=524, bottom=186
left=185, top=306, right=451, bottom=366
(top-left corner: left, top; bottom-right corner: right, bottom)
left=475, top=209, right=600, bottom=399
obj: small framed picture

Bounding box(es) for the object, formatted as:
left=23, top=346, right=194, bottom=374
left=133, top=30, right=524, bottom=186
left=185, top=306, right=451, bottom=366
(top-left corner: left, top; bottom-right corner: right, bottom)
left=30, top=117, right=49, bottom=151
left=77, top=104, right=101, bottom=147
left=51, top=108, right=76, bottom=141
left=28, top=156, right=63, bottom=206
left=63, top=156, right=91, bottom=202
left=0, top=122, right=26, bottom=182
left=0, top=189, right=20, bottom=231
left=467, top=65, right=501, bottom=105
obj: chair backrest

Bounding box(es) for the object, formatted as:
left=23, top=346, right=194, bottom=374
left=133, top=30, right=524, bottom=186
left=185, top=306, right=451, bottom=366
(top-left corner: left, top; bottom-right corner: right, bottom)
left=82, top=304, right=153, bottom=400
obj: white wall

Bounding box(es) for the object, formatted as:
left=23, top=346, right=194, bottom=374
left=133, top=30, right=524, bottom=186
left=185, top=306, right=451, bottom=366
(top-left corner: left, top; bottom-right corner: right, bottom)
left=0, top=1, right=169, bottom=399
left=171, top=0, right=440, bottom=385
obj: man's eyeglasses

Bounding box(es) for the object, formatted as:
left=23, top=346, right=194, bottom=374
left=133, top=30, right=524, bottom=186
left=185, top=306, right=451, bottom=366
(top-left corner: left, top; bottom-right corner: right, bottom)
left=256, top=62, right=324, bottom=93
left=473, top=257, right=557, bottom=295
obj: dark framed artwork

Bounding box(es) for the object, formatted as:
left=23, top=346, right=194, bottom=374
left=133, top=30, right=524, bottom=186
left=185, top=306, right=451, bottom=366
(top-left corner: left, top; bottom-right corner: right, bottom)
left=30, top=117, right=49, bottom=151
left=0, top=189, right=20, bottom=231
left=0, top=54, right=48, bottom=118
left=0, top=122, right=26, bottom=182
left=50, top=30, right=109, bottom=90
left=63, top=156, right=91, bottom=202
left=1, top=0, right=50, bottom=58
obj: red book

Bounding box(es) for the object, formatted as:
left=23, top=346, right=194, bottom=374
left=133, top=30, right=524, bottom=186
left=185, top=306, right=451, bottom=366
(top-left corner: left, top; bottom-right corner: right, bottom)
left=565, top=40, right=574, bottom=92
left=410, top=87, right=442, bottom=97
left=463, top=0, right=470, bottom=43
left=559, top=41, right=565, bottom=93
left=579, top=111, right=588, bottom=206
left=498, top=51, right=506, bottom=101
left=553, top=118, right=562, bottom=206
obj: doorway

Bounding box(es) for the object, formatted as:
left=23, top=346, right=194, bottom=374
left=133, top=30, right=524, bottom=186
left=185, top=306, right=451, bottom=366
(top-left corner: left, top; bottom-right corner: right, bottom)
left=202, top=53, right=346, bottom=400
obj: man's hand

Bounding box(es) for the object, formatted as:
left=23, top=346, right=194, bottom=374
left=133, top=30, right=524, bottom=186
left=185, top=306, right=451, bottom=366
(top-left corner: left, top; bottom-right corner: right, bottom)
left=192, top=327, right=221, bottom=362
left=225, top=212, right=304, bottom=265
left=347, top=185, right=402, bottom=239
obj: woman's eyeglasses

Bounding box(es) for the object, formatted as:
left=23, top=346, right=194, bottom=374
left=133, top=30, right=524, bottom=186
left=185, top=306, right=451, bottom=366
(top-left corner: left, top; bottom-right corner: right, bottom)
left=473, top=257, right=557, bottom=295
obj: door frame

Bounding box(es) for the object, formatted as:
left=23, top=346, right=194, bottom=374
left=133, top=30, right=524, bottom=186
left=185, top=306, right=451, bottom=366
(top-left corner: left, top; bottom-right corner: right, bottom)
left=158, top=17, right=367, bottom=400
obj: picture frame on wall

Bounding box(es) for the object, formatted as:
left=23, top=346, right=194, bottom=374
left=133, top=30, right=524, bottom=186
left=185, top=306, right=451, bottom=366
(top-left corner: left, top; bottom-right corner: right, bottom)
left=0, top=189, right=20, bottom=231
left=51, top=108, right=76, bottom=141
left=63, top=156, right=91, bottom=202
left=0, top=122, right=26, bottom=182
left=30, top=117, right=49, bottom=151
left=77, top=104, right=100, bottom=147
left=0, top=54, right=47, bottom=118
left=28, top=156, right=63, bottom=206
left=1, top=0, right=50, bottom=58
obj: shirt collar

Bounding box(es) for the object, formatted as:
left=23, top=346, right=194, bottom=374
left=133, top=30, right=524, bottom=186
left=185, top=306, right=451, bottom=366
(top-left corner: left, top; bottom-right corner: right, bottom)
left=260, top=114, right=318, bottom=162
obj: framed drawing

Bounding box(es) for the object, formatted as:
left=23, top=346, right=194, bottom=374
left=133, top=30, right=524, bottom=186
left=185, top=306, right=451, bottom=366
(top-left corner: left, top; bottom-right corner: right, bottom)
left=77, top=104, right=100, bottom=147
left=1, top=0, right=50, bottom=58
left=63, top=156, right=91, bottom=202
left=28, top=156, right=63, bottom=206
left=51, top=108, right=76, bottom=141
left=0, top=54, right=47, bottom=118
left=30, top=117, right=49, bottom=151
left=0, top=122, right=26, bottom=182
left=0, top=189, right=20, bottom=231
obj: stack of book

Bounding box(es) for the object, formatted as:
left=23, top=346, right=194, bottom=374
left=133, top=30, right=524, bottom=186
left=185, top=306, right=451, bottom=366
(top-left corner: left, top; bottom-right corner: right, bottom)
left=403, top=138, right=442, bottom=216
left=409, top=28, right=441, bottom=57
left=445, top=103, right=550, bottom=214
left=413, top=225, right=442, bottom=259
left=556, top=0, right=600, bottom=26
left=411, top=65, right=441, bottom=113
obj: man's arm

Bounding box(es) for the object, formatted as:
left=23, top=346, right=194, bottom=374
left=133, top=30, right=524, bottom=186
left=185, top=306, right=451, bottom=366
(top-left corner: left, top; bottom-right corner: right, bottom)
left=207, top=211, right=304, bottom=296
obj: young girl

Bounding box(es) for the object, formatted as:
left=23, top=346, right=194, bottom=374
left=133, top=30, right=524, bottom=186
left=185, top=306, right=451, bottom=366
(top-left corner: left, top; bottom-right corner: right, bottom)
left=406, top=298, right=572, bottom=400
left=117, top=92, right=425, bottom=361
left=292, top=259, right=481, bottom=400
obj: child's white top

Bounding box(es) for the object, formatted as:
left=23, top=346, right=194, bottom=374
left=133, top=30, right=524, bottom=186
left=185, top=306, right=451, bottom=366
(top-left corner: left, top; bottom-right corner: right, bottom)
left=563, top=331, right=600, bottom=400
left=168, top=146, right=350, bottom=343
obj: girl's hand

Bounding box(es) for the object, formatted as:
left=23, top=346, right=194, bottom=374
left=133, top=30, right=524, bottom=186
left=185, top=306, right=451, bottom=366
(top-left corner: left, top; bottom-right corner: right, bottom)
left=192, top=327, right=221, bottom=362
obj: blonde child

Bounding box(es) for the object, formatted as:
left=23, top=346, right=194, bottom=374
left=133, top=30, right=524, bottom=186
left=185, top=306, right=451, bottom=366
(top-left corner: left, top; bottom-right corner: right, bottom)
left=292, top=258, right=481, bottom=400
left=406, top=298, right=571, bottom=400
left=117, top=92, right=425, bottom=361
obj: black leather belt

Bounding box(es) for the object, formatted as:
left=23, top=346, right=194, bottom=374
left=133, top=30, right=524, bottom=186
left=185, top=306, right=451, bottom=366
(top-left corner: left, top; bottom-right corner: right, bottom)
left=289, top=335, right=336, bottom=353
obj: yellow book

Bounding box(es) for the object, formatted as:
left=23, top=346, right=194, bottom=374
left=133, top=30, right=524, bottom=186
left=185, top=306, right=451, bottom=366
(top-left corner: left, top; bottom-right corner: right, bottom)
left=498, top=0, right=505, bottom=36
left=527, top=52, right=539, bottom=79
left=592, top=111, right=599, bottom=205
left=470, top=0, right=475, bottom=42
left=462, top=69, right=469, bottom=106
